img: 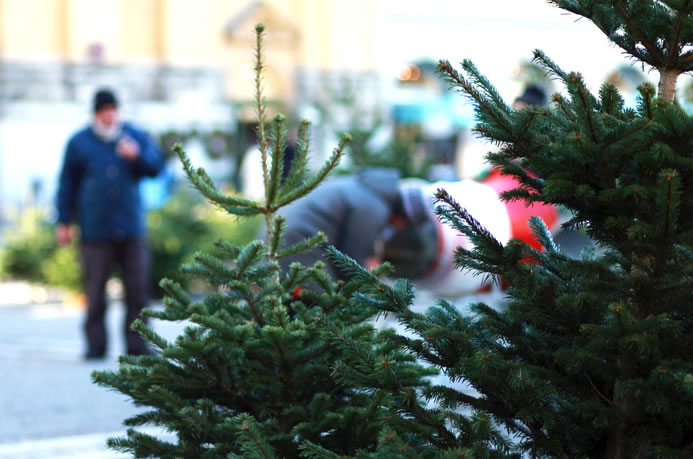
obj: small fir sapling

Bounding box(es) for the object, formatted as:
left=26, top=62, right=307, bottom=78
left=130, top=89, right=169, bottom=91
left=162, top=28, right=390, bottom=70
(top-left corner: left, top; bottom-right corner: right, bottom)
left=92, top=23, right=434, bottom=458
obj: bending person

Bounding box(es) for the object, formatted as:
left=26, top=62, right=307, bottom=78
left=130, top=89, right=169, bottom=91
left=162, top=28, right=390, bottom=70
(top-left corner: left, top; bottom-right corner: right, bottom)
left=272, top=168, right=560, bottom=298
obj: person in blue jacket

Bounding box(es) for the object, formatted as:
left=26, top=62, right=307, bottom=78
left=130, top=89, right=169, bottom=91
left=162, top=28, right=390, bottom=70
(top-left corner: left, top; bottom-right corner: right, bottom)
left=56, top=88, right=164, bottom=359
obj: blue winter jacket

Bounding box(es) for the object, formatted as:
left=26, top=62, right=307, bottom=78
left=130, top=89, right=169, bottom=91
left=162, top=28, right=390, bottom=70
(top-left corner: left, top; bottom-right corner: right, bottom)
left=56, top=122, right=164, bottom=242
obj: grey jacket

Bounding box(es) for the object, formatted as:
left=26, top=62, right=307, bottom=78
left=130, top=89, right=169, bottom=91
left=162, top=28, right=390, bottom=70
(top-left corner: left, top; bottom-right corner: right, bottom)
left=275, top=168, right=401, bottom=280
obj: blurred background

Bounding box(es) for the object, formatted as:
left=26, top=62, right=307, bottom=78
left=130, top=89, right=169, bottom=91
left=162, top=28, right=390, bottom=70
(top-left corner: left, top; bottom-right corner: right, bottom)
left=3, top=0, right=693, bottom=304
left=2, top=1, right=693, bottom=456
left=3, top=0, right=692, bottom=302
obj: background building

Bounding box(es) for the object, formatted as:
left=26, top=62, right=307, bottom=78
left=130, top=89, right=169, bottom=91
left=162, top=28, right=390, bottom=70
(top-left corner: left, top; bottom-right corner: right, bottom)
left=0, top=0, right=379, bottom=216
left=0, top=0, right=687, bottom=218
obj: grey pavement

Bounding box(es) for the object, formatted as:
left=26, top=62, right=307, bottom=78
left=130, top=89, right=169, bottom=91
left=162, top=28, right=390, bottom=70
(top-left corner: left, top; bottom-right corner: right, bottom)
left=0, top=298, right=184, bottom=458
left=0, top=284, right=508, bottom=458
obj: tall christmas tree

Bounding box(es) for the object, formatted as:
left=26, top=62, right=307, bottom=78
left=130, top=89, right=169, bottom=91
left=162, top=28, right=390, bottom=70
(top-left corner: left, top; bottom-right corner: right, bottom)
left=92, top=24, right=432, bottom=458
left=323, top=1, right=693, bottom=457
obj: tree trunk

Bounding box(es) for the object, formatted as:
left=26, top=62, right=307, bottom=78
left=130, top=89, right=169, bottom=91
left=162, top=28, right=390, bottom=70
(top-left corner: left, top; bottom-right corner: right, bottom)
left=606, top=388, right=632, bottom=459
left=658, top=68, right=681, bottom=102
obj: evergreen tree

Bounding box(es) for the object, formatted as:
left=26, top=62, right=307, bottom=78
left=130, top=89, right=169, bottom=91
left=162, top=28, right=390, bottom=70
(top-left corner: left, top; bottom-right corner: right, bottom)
left=92, top=24, right=432, bottom=458
left=325, top=1, right=693, bottom=457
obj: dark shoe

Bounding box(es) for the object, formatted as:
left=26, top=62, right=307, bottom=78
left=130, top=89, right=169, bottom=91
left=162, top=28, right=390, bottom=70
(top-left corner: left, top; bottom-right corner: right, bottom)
left=85, top=349, right=106, bottom=360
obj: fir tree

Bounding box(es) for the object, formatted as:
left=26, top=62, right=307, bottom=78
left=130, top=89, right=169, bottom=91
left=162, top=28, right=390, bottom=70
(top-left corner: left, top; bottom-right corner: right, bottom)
left=326, top=1, right=693, bottom=457
left=92, top=24, right=432, bottom=458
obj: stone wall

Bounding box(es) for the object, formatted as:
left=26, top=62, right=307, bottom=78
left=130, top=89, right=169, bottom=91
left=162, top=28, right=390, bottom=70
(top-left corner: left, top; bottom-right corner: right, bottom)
left=0, top=60, right=227, bottom=106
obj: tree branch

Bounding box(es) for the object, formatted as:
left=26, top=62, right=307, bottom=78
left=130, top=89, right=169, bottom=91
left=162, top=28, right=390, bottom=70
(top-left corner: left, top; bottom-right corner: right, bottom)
left=665, top=3, right=690, bottom=69
left=585, top=373, right=615, bottom=407
left=613, top=3, right=665, bottom=67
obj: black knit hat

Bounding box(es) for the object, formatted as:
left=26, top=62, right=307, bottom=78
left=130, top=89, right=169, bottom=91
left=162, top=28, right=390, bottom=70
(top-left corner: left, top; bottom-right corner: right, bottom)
left=514, top=85, right=547, bottom=107
left=93, top=88, right=118, bottom=113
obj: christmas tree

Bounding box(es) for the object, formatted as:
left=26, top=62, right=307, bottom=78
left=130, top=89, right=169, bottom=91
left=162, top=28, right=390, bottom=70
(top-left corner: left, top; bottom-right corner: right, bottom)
left=323, top=1, right=693, bottom=457
left=92, top=24, right=432, bottom=458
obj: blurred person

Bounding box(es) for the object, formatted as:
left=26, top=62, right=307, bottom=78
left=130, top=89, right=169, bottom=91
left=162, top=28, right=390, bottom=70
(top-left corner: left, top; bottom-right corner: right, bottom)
left=512, top=85, right=548, bottom=110
left=56, top=88, right=164, bottom=359
left=456, top=85, right=548, bottom=180
left=274, top=168, right=559, bottom=299
left=606, top=65, right=648, bottom=109
left=276, top=168, right=402, bottom=281
left=509, top=84, right=595, bottom=257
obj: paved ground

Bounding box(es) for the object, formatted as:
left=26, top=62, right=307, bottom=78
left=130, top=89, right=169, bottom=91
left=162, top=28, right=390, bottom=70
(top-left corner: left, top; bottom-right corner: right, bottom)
left=0, top=283, right=507, bottom=458
left=0, top=299, right=183, bottom=458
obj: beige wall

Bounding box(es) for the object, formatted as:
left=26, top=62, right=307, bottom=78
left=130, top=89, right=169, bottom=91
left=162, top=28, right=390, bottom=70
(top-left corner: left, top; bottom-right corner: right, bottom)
left=120, top=0, right=160, bottom=63
left=163, top=1, right=239, bottom=67
left=68, top=0, right=121, bottom=61
left=0, top=0, right=64, bottom=60
left=295, top=0, right=375, bottom=72
left=0, top=0, right=150, bottom=63
left=0, top=0, right=376, bottom=99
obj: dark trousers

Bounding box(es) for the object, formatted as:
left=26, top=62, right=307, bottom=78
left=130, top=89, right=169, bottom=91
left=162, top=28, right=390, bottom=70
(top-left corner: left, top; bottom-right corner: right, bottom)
left=80, top=238, right=150, bottom=355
